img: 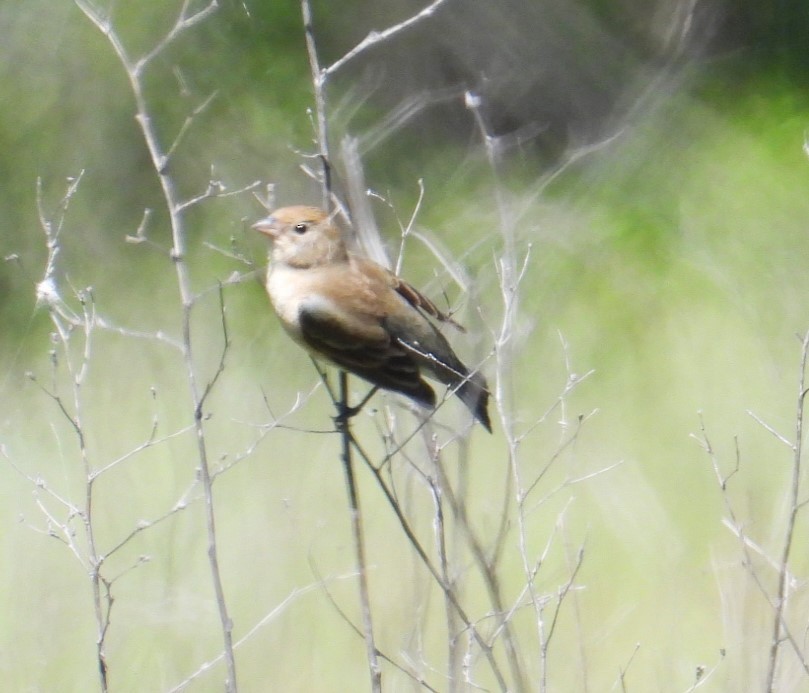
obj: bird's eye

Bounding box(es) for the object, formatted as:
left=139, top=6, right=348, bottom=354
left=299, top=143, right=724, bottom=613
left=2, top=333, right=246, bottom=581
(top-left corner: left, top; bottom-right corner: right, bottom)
left=294, top=223, right=308, bottom=234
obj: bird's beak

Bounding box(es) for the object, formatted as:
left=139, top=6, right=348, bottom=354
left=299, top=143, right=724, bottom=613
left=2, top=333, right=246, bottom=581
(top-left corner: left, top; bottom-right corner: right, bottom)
left=252, top=216, right=278, bottom=238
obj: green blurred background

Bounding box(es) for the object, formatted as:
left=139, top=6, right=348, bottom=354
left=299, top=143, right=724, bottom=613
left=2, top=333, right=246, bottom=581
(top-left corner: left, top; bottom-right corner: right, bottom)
left=2, top=0, right=809, bottom=690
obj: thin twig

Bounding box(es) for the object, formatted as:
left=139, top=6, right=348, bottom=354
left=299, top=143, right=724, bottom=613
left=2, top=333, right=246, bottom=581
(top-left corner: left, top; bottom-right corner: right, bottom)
left=300, top=0, right=331, bottom=206
left=349, top=432, right=509, bottom=691
left=308, top=555, right=443, bottom=693
left=168, top=579, right=349, bottom=693
left=422, top=441, right=461, bottom=690
left=616, top=643, right=641, bottom=692
left=336, top=372, right=382, bottom=691
left=765, top=329, right=809, bottom=691
left=323, top=0, right=450, bottom=78
left=136, top=0, right=220, bottom=74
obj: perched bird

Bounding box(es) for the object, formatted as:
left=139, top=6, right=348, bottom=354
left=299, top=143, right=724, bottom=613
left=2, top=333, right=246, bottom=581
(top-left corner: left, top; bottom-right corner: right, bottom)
left=253, top=205, right=491, bottom=432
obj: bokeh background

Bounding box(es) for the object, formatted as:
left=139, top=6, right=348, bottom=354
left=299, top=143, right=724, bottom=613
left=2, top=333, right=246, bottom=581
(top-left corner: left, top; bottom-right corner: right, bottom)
left=2, top=0, right=809, bottom=690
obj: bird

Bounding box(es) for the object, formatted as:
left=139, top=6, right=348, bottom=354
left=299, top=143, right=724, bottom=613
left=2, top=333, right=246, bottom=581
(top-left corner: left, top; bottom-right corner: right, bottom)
left=253, top=205, right=492, bottom=432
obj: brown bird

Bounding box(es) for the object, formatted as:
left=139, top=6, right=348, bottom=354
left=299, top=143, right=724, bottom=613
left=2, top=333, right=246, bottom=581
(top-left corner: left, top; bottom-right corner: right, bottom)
left=253, top=205, right=491, bottom=432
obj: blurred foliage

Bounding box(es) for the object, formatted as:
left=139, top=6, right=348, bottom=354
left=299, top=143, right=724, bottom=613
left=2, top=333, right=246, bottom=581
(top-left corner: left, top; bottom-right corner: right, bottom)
left=2, top=0, right=809, bottom=690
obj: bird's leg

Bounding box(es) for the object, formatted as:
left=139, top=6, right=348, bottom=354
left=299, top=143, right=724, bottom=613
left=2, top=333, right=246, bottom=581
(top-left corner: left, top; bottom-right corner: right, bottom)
left=334, top=385, right=380, bottom=425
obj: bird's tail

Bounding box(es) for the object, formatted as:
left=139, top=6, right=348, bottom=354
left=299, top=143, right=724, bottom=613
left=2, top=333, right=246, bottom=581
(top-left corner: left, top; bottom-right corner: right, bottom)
left=393, top=328, right=492, bottom=432
left=456, top=371, right=492, bottom=433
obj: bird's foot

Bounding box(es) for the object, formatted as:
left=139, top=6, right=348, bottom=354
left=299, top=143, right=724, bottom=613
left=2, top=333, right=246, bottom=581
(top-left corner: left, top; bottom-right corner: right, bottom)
left=333, top=387, right=379, bottom=428
left=334, top=402, right=362, bottom=426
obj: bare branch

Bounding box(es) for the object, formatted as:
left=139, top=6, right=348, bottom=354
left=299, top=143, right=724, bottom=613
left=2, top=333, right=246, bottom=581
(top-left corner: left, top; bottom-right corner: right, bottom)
left=71, top=2, right=237, bottom=689
left=125, top=208, right=154, bottom=244
left=747, top=409, right=795, bottom=450
left=104, top=477, right=200, bottom=559
left=136, top=0, right=220, bottom=74
left=616, top=643, right=641, bottom=692
left=168, top=579, right=350, bottom=693
left=92, top=422, right=195, bottom=479
left=197, top=284, right=229, bottom=416
left=765, top=329, right=809, bottom=689
left=165, top=90, right=220, bottom=164
left=348, top=432, right=510, bottom=691
left=323, top=0, right=450, bottom=78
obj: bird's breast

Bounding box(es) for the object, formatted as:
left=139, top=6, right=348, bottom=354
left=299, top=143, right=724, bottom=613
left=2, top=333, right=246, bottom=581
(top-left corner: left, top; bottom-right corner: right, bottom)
left=266, top=264, right=312, bottom=343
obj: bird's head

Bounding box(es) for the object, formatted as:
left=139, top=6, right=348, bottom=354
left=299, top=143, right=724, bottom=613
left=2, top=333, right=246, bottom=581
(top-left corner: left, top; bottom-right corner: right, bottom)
left=253, top=205, right=348, bottom=268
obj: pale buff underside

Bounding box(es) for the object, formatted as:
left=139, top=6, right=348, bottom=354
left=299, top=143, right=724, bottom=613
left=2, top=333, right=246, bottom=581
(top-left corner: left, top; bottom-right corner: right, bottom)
left=266, top=260, right=393, bottom=358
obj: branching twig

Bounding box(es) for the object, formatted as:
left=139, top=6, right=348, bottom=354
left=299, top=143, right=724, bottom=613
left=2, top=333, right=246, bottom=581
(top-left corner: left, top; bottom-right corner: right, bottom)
left=32, top=174, right=112, bottom=691
left=71, top=2, right=238, bottom=690
left=695, top=332, right=809, bottom=689
left=348, top=431, right=509, bottom=691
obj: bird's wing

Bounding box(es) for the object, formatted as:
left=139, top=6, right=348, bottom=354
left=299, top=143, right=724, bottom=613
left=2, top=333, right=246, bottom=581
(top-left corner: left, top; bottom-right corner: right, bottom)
left=297, top=299, right=436, bottom=406
left=384, top=314, right=492, bottom=432
left=353, top=258, right=492, bottom=430
left=351, top=255, right=466, bottom=333
left=394, top=278, right=466, bottom=333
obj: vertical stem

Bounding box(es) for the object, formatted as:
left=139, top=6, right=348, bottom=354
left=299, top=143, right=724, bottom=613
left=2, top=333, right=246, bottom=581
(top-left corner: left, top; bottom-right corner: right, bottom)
left=301, top=0, right=331, bottom=208
left=63, top=298, right=110, bottom=692
left=161, top=133, right=238, bottom=693
left=302, top=5, right=381, bottom=688
left=466, top=92, right=527, bottom=693
left=765, top=330, right=809, bottom=691
left=338, top=372, right=382, bottom=692
left=84, top=467, right=108, bottom=691
left=80, top=393, right=109, bottom=692
left=50, top=304, right=110, bottom=691
left=426, top=450, right=460, bottom=691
